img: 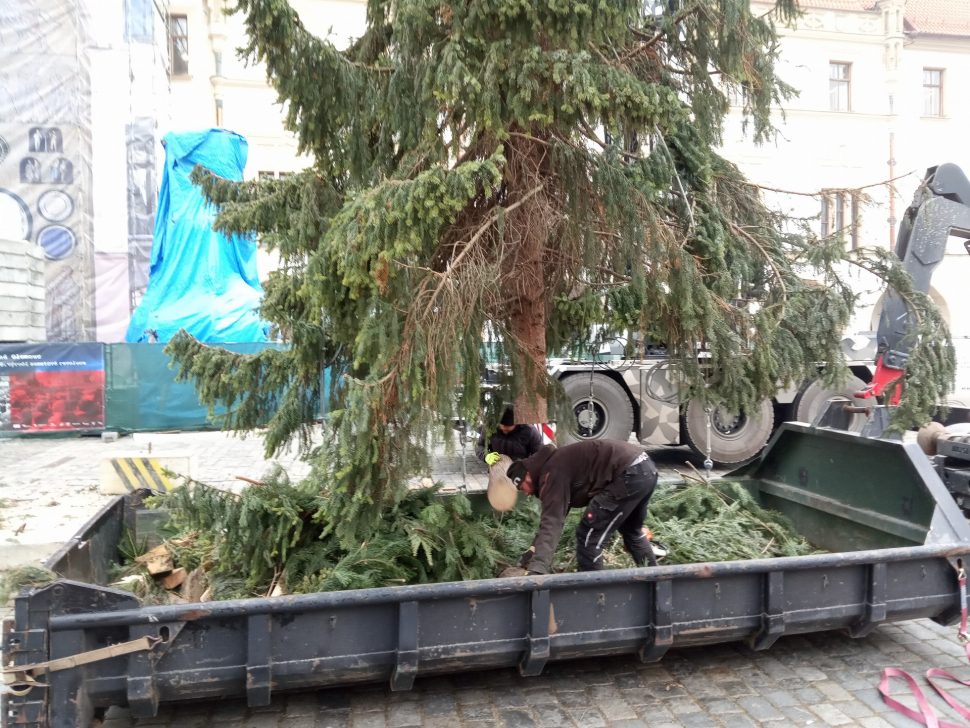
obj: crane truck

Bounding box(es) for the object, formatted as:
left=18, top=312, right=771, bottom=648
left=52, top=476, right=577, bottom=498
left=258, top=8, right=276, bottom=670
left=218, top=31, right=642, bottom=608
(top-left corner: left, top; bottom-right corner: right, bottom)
left=550, top=163, right=970, bottom=465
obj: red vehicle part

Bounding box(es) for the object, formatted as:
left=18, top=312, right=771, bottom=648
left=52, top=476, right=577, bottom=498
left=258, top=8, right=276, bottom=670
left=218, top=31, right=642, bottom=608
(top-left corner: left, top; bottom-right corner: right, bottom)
left=855, top=356, right=904, bottom=406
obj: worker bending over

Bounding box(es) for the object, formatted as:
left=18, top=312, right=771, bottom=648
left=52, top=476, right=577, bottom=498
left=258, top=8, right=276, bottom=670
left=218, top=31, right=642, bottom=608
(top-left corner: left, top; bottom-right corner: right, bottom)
left=477, top=408, right=543, bottom=465
left=501, top=439, right=658, bottom=575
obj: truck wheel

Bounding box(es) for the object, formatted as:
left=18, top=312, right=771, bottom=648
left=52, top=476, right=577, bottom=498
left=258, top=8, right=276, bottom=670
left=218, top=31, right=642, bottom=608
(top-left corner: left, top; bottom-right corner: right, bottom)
left=561, top=374, right=635, bottom=444
left=682, top=398, right=774, bottom=466
left=792, top=376, right=868, bottom=431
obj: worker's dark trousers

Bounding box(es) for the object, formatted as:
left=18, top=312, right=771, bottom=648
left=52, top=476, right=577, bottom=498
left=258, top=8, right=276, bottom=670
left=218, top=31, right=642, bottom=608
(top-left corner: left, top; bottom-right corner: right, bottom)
left=575, top=458, right=659, bottom=571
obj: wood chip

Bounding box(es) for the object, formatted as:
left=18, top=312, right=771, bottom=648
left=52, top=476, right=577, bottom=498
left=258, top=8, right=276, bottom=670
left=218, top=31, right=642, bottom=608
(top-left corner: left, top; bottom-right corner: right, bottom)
left=160, top=568, right=187, bottom=589
left=199, top=586, right=213, bottom=603
left=134, top=544, right=174, bottom=575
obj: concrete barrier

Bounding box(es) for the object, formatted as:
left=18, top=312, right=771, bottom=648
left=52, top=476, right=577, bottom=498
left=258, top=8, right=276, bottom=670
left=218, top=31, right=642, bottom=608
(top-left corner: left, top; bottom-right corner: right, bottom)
left=99, top=451, right=194, bottom=495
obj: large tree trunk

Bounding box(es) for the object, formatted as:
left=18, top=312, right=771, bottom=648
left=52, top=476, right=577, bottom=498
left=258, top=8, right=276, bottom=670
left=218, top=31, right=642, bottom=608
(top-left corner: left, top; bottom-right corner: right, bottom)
left=505, top=137, right=551, bottom=425
left=510, top=305, right=547, bottom=423
left=509, top=229, right=548, bottom=425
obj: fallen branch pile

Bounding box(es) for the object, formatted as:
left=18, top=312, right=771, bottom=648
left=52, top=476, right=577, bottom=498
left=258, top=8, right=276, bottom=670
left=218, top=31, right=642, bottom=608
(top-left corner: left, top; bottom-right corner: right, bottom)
left=89, top=470, right=817, bottom=606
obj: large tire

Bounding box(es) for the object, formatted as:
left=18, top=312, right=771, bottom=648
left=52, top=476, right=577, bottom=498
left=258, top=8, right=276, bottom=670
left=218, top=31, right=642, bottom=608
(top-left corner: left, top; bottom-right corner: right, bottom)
left=682, top=398, right=774, bottom=466
left=561, top=374, right=635, bottom=444
left=792, top=375, right=868, bottom=431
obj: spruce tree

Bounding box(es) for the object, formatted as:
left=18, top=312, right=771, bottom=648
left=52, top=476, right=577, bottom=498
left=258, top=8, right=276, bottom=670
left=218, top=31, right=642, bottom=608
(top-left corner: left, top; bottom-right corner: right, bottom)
left=167, top=0, right=953, bottom=547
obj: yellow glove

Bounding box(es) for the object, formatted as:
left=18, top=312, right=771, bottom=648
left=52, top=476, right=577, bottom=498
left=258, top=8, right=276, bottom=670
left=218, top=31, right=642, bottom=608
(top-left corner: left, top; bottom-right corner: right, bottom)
left=485, top=452, right=501, bottom=465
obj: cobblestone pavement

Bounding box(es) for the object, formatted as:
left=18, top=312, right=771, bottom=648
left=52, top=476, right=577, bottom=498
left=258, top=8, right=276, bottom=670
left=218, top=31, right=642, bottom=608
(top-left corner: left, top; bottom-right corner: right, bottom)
left=0, top=431, right=314, bottom=564
left=96, top=618, right=970, bottom=728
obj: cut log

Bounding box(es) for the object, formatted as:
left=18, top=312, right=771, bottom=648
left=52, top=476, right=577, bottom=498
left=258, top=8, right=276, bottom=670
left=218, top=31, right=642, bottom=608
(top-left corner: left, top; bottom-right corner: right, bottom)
left=134, top=544, right=173, bottom=575
left=160, top=568, right=187, bottom=590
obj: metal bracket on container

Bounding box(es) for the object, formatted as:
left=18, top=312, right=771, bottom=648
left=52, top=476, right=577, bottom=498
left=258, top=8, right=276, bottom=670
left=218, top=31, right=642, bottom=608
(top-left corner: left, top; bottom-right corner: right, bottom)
left=391, top=601, right=419, bottom=691
left=750, top=571, right=787, bottom=650
left=247, top=614, right=273, bottom=706
left=520, top=590, right=550, bottom=677
left=849, top=562, right=887, bottom=638
left=127, top=621, right=186, bottom=717
left=3, top=622, right=48, bottom=726
left=639, top=580, right=673, bottom=662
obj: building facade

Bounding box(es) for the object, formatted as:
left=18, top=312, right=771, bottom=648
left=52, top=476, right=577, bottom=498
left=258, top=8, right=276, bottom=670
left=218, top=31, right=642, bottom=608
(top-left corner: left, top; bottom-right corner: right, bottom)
left=719, top=0, right=970, bottom=346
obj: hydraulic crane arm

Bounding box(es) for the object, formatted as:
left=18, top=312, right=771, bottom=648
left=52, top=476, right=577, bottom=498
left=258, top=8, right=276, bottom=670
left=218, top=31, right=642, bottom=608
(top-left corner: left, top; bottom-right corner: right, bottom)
left=859, top=164, right=970, bottom=403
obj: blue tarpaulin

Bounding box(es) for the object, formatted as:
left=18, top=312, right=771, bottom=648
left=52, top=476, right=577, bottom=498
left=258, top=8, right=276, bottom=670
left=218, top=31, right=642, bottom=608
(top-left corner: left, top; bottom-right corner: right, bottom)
left=126, top=129, right=268, bottom=343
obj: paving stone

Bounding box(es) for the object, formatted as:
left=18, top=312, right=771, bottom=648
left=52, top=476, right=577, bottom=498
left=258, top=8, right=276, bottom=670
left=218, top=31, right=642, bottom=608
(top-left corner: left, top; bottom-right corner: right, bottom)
left=809, top=704, right=853, bottom=726
left=780, top=705, right=818, bottom=724
left=636, top=704, right=676, bottom=722
left=719, top=714, right=760, bottom=728
left=500, top=709, right=538, bottom=728
left=614, top=673, right=646, bottom=689
left=599, top=698, right=638, bottom=721
left=715, top=680, right=756, bottom=698
left=620, top=688, right=660, bottom=706
left=754, top=658, right=799, bottom=680
left=532, top=705, right=570, bottom=727
left=665, top=697, right=702, bottom=715
left=680, top=714, right=719, bottom=728
left=697, top=698, right=741, bottom=715
left=566, top=708, right=608, bottom=728
left=318, top=712, right=350, bottom=728
left=792, top=667, right=828, bottom=682
left=462, top=705, right=498, bottom=722
left=738, top=696, right=785, bottom=721
left=826, top=669, right=873, bottom=690
left=792, top=687, right=825, bottom=704
left=877, top=710, right=922, bottom=728
left=836, top=700, right=875, bottom=719
left=588, top=684, right=622, bottom=701
left=424, top=718, right=458, bottom=728
left=611, top=721, right=649, bottom=728
left=280, top=717, right=317, bottom=728
left=737, top=669, right=776, bottom=690
left=815, top=680, right=854, bottom=702
left=349, top=713, right=386, bottom=728
left=387, top=702, right=422, bottom=728
left=523, top=688, right=559, bottom=705
left=491, top=688, right=528, bottom=708
left=762, top=689, right=799, bottom=708
left=556, top=690, right=591, bottom=708
left=319, top=693, right=353, bottom=712
left=287, top=694, right=321, bottom=717
left=421, top=694, right=456, bottom=716
left=775, top=677, right=810, bottom=692
left=681, top=675, right=726, bottom=699
left=245, top=714, right=283, bottom=728
left=456, top=689, right=491, bottom=705
left=859, top=718, right=896, bottom=728
left=852, top=689, right=895, bottom=713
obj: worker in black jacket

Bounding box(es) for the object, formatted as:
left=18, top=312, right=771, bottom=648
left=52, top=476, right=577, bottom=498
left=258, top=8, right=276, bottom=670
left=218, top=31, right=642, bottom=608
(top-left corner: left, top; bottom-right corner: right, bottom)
left=504, top=440, right=658, bottom=575
left=476, top=408, right=543, bottom=465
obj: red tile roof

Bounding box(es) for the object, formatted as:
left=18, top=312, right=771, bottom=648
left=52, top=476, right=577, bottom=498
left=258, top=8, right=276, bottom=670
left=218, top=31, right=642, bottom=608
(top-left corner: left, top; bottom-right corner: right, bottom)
left=905, top=0, right=970, bottom=37
left=796, top=0, right=876, bottom=9
left=795, top=0, right=970, bottom=37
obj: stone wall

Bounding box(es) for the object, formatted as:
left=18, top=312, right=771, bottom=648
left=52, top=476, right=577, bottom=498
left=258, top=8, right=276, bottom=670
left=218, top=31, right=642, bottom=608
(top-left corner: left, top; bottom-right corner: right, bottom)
left=0, top=238, right=46, bottom=342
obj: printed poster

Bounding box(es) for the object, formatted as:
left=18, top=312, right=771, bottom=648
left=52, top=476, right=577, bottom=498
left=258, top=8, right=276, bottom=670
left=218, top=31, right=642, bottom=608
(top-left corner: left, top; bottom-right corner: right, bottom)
left=0, top=343, right=105, bottom=432
left=0, top=0, right=94, bottom=341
